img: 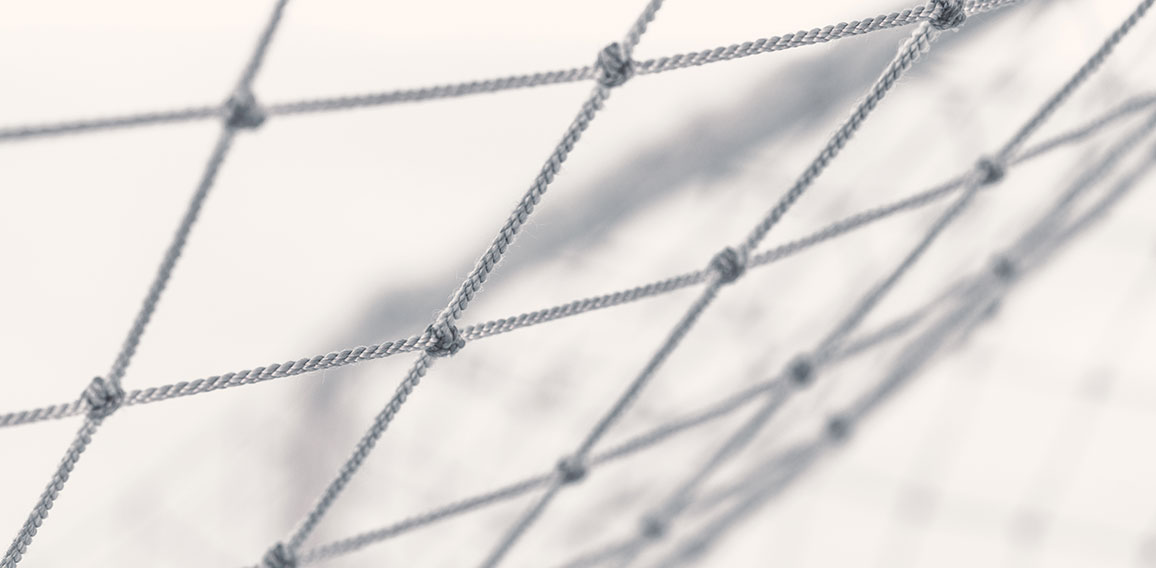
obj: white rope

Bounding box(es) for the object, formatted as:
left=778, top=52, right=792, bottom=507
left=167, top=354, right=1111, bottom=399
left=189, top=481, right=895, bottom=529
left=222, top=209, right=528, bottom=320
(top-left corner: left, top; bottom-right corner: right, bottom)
left=1, top=0, right=1149, bottom=566
left=0, top=1, right=1018, bottom=142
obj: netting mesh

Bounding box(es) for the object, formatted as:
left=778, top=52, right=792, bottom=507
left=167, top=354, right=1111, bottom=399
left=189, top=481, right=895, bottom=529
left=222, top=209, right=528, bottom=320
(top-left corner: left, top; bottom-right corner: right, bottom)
left=2, top=0, right=1156, bottom=566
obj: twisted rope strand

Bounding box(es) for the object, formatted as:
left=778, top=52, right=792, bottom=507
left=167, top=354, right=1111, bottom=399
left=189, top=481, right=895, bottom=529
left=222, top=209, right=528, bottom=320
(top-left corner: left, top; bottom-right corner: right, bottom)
left=610, top=3, right=1156, bottom=558
left=0, top=2, right=295, bottom=567
left=3, top=88, right=1150, bottom=430
left=995, top=0, right=1155, bottom=159
left=739, top=22, right=941, bottom=256
left=0, top=1, right=1018, bottom=143
left=297, top=303, right=923, bottom=565
left=276, top=0, right=671, bottom=556
left=477, top=17, right=958, bottom=568
left=0, top=0, right=1144, bottom=565
left=701, top=167, right=1156, bottom=560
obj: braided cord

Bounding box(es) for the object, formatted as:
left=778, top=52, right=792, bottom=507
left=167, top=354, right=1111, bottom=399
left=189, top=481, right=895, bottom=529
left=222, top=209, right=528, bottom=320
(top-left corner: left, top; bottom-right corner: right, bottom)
left=0, top=2, right=294, bottom=567
left=996, top=0, right=1155, bottom=159
left=611, top=3, right=1156, bottom=560
left=297, top=269, right=940, bottom=565
left=0, top=1, right=1019, bottom=143
left=477, top=17, right=956, bottom=568
left=277, top=0, right=672, bottom=556
left=739, top=21, right=940, bottom=256
left=3, top=87, right=1151, bottom=431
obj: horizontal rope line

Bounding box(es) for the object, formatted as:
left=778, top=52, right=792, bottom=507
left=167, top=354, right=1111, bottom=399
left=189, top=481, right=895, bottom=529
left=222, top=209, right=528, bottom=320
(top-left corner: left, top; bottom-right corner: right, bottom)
left=0, top=0, right=1015, bottom=142
left=296, top=307, right=925, bottom=565
left=1, top=91, right=1147, bottom=430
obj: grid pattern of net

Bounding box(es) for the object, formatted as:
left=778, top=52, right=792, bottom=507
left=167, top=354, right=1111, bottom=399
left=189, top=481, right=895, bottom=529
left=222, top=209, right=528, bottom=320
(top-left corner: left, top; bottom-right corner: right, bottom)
left=2, top=0, right=1154, bottom=567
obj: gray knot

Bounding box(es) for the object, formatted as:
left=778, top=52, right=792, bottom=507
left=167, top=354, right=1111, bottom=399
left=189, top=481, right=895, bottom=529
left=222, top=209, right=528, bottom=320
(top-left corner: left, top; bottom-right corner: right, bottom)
left=787, top=355, right=815, bottom=387
left=826, top=415, right=851, bottom=442
left=83, top=376, right=124, bottom=419
left=261, top=543, right=296, bottom=568
left=641, top=515, right=667, bottom=540
left=930, top=0, right=967, bottom=30
left=556, top=455, right=588, bottom=484
left=224, top=89, right=266, bottom=129
left=425, top=321, right=465, bottom=357
left=991, top=255, right=1017, bottom=281
left=595, top=43, right=634, bottom=88
left=975, top=156, right=1006, bottom=186
left=709, top=247, right=748, bottom=285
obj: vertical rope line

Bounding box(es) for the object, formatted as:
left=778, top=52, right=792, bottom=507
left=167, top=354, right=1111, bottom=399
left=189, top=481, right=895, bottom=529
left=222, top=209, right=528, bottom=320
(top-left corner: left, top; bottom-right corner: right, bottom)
left=739, top=22, right=940, bottom=257
left=813, top=183, right=982, bottom=359
left=996, top=0, right=1155, bottom=160
left=574, top=283, right=723, bottom=458
left=281, top=85, right=614, bottom=554
left=296, top=303, right=926, bottom=565
left=612, top=4, right=1156, bottom=555
left=107, top=0, right=293, bottom=389
left=285, top=352, right=433, bottom=550
left=479, top=18, right=953, bottom=568
left=600, top=4, right=1156, bottom=561
left=234, top=0, right=293, bottom=92
left=0, top=2, right=295, bottom=566
left=621, top=0, right=665, bottom=58
left=605, top=182, right=984, bottom=568
left=435, top=85, right=612, bottom=326
left=478, top=283, right=722, bottom=568
left=280, top=0, right=670, bottom=556
left=0, top=418, right=102, bottom=568
left=104, top=128, right=238, bottom=387
left=1006, top=108, right=1156, bottom=263
left=2, top=84, right=1150, bottom=432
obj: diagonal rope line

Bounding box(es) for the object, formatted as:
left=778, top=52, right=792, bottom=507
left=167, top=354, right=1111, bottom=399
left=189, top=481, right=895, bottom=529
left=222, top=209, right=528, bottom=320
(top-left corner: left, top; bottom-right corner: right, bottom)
left=0, top=0, right=1147, bottom=566
left=0, top=1, right=1018, bottom=143
left=684, top=151, right=1156, bottom=564
left=1, top=88, right=1148, bottom=431
left=997, top=0, right=1155, bottom=160
left=554, top=445, right=821, bottom=568
left=477, top=11, right=964, bottom=567
left=294, top=303, right=927, bottom=565
left=0, top=2, right=295, bottom=567
left=270, top=2, right=669, bottom=560
left=597, top=2, right=1156, bottom=559
left=582, top=141, right=1156, bottom=566
left=655, top=441, right=826, bottom=568
left=616, top=174, right=990, bottom=568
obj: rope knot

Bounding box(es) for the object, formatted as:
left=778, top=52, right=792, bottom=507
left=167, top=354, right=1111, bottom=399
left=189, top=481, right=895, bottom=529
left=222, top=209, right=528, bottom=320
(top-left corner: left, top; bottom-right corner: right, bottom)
left=709, top=247, right=748, bottom=285
left=787, top=355, right=815, bottom=387
left=224, top=89, right=267, bottom=129
left=975, top=156, right=1006, bottom=186
left=425, top=321, right=465, bottom=357
left=261, top=543, right=297, bottom=568
left=826, top=415, right=851, bottom=442
left=83, top=376, right=124, bottom=419
left=595, top=43, right=634, bottom=88
left=556, top=455, right=588, bottom=484
left=930, top=0, right=967, bottom=30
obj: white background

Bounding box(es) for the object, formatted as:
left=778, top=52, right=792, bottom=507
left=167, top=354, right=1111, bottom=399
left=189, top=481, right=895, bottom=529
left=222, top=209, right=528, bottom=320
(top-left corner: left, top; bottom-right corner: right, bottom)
left=2, top=0, right=1156, bottom=566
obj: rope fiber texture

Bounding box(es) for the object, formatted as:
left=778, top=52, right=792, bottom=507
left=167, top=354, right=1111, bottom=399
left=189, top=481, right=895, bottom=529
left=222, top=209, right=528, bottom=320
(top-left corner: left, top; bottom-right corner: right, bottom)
left=0, top=1, right=294, bottom=566
left=2, top=90, right=1150, bottom=430
left=575, top=1, right=1156, bottom=563
left=0, top=1, right=1018, bottom=143
left=2, top=0, right=1151, bottom=566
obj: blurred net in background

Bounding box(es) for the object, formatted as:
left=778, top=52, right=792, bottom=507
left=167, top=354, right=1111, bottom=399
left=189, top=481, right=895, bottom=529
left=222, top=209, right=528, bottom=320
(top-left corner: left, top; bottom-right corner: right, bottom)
left=1, top=0, right=1156, bottom=566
